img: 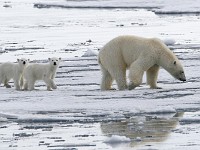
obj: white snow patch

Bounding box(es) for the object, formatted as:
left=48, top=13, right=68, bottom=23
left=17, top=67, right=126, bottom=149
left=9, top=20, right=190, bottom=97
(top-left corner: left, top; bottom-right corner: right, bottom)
left=82, top=48, right=98, bottom=57
left=0, top=47, right=5, bottom=53
left=135, top=137, right=142, bottom=141
left=0, top=117, right=7, bottom=122
left=163, top=38, right=176, bottom=46
left=104, top=135, right=131, bottom=143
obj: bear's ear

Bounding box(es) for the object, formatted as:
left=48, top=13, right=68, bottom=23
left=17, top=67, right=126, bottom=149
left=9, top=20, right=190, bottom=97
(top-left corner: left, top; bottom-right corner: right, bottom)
left=17, top=59, right=20, bottom=62
left=173, top=61, right=176, bottom=65
left=28, top=59, right=30, bottom=62
left=59, top=57, right=61, bottom=60
left=48, top=58, right=51, bottom=61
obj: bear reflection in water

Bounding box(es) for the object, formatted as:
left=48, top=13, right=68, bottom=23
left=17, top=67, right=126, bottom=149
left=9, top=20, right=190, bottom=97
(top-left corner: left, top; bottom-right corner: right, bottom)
left=101, top=112, right=184, bottom=147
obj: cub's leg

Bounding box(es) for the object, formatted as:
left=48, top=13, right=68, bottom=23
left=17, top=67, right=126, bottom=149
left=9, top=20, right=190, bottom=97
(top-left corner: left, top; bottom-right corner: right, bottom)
left=43, top=77, right=57, bottom=91
left=4, top=78, right=11, bottom=88
left=23, top=80, right=28, bottom=90
left=146, top=64, right=161, bottom=89
left=20, top=76, right=24, bottom=89
left=14, top=75, right=21, bottom=90
left=27, top=79, right=35, bottom=91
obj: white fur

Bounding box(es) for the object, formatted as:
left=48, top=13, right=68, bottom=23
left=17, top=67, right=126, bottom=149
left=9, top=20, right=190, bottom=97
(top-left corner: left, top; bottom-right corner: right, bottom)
left=23, top=57, right=61, bottom=91
left=98, top=35, right=186, bottom=90
left=0, top=58, right=29, bottom=90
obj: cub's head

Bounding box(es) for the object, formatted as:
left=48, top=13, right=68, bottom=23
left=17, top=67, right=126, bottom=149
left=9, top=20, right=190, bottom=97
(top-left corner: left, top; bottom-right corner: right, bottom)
left=17, top=58, right=29, bottom=67
left=48, top=57, right=61, bottom=67
left=169, top=60, right=186, bottom=82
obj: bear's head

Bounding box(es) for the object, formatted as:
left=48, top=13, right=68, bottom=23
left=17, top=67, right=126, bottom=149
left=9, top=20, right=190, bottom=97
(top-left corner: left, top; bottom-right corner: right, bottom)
left=48, top=57, right=61, bottom=67
left=168, top=60, right=186, bottom=82
left=17, top=58, right=30, bottom=67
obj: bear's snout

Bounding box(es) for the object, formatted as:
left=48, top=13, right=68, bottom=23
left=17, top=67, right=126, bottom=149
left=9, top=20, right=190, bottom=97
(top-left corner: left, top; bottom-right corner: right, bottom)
left=23, top=61, right=26, bottom=65
left=180, top=77, right=186, bottom=82
left=54, top=62, right=57, bottom=66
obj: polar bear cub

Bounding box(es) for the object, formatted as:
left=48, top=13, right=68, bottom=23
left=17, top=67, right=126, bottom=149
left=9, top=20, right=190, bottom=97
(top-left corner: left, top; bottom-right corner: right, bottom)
left=0, top=58, right=29, bottom=90
left=23, top=57, right=61, bottom=91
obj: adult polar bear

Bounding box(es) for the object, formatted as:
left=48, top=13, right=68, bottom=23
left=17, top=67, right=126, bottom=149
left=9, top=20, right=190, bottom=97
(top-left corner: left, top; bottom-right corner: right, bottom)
left=98, top=35, right=186, bottom=90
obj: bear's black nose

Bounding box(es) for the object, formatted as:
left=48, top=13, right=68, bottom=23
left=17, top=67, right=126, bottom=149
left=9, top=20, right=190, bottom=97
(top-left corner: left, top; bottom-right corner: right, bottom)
left=54, top=62, right=57, bottom=65
left=23, top=61, right=26, bottom=65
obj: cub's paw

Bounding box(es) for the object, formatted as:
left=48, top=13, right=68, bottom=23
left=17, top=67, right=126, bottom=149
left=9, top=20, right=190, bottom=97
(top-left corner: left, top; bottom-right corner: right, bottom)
left=52, top=84, right=57, bottom=89
left=5, top=84, right=11, bottom=88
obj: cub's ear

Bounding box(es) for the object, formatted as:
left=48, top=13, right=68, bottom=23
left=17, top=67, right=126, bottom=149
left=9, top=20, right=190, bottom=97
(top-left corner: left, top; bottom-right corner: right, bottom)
left=59, top=57, right=61, bottom=60
left=173, top=61, right=176, bottom=65
left=17, top=59, right=20, bottom=62
left=48, top=58, right=51, bottom=61
left=27, top=59, right=30, bottom=62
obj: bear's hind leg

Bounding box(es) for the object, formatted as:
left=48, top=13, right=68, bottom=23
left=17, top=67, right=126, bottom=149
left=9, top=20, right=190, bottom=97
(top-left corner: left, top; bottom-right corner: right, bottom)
left=14, top=76, right=21, bottom=90
left=23, top=81, right=28, bottom=90
left=27, top=80, right=35, bottom=91
left=4, top=78, right=11, bottom=88
left=111, top=69, right=127, bottom=90
left=100, top=65, right=113, bottom=91
left=146, top=64, right=161, bottom=89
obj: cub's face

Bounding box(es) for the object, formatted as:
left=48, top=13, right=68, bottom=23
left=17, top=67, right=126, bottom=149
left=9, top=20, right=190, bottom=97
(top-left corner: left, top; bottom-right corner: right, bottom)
left=48, top=57, right=61, bottom=67
left=17, top=58, right=29, bottom=67
left=170, top=60, right=186, bottom=82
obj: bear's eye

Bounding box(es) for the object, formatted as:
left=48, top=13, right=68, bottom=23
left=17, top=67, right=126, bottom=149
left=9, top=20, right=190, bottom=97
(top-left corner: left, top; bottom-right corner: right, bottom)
left=52, top=60, right=54, bottom=61
left=56, top=60, right=58, bottom=61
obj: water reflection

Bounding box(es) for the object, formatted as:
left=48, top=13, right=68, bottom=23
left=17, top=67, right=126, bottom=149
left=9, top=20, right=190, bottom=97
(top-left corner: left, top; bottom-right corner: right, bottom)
left=101, top=112, right=184, bottom=147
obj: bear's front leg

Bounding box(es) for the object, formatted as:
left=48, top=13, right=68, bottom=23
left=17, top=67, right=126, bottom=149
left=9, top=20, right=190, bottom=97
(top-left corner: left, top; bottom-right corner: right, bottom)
left=50, top=79, right=57, bottom=89
left=47, top=85, right=52, bottom=91
left=128, top=62, right=145, bottom=90
left=146, top=64, right=161, bottom=89
left=43, top=77, right=57, bottom=91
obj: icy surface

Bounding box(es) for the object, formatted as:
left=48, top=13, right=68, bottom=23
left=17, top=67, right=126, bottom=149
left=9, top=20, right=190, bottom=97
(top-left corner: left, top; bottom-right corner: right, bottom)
left=0, top=0, right=200, bottom=149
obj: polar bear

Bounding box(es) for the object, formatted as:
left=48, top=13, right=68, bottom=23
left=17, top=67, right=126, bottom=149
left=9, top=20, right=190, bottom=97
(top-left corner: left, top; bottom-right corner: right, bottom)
left=98, top=35, right=186, bottom=90
left=0, top=58, right=29, bottom=90
left=23, top=57, right=61, bottom=91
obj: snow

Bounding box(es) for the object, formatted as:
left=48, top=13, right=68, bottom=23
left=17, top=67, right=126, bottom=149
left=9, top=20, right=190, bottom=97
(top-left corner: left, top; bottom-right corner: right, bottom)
left=104, top=135, right=131, bottom=143
left=0, top=0, right=200, bottom=149
left=82, top=48, right=97, bottom=57
left=163, top=38, right=176, bottom=46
